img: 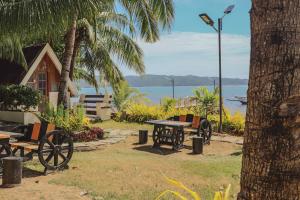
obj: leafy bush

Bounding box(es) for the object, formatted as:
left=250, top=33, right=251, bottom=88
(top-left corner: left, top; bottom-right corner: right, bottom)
left=73, top=127, right=104, bottom=142
left=113, top=80, right=148, bottom=111
left=124, top=103, right=165, bottom=123
left=161, top=97, right=177, bottom=113
left=41, top=104, right=90, bottom=133
left=208, top=109, right=245, bottom=136
left=0, top=85, right=41, bottom=111
left=115, top=102, right=195, bottom=123
left=223, top=112, right=245, bottom=136
left=192, top=86, right=219, bottom=117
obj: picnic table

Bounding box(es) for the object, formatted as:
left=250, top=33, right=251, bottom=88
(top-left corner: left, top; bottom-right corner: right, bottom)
left=146, top=120, right=192, bottom=150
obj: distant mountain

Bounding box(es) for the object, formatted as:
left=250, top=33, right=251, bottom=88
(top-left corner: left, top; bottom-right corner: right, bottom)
left=79, top=74, right=248, bottom=88
left=126, top=75, right=248, bottom=87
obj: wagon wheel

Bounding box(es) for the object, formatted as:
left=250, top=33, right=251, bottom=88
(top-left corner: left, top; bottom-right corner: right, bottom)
left=152, top=126, right=161, bottom=146
left=198, top=119, right=212, bottom=144
left=0, top=144, right=11, bottom=170
left=38, top=130, right=73, bottom=171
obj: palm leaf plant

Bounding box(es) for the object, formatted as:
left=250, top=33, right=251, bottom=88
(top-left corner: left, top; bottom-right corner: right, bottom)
left=192, top=87, right=219, bottom=117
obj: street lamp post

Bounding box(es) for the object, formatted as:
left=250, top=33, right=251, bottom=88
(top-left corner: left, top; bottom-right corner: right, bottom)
left=199, top=5, right=235, bottom=133
left=164, top=77, right=175, bottom=99
left=171, top=78, right=175, bottom=99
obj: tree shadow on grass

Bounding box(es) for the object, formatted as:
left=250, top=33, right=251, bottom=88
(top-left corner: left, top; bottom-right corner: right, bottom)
left=133, top=145, right=179, bottom=156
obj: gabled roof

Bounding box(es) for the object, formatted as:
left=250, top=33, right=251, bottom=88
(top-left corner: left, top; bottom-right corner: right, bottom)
left=0, top=44, right=45, bottom=85
left=0, top=43, right=78, bottom=96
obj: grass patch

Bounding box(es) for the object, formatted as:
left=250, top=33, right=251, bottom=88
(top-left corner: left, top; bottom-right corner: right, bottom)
left=42, top=140, right=241, bottom=200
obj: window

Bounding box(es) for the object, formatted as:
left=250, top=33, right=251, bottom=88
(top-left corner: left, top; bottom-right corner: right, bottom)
left=38, top=72, right=47, bottom=95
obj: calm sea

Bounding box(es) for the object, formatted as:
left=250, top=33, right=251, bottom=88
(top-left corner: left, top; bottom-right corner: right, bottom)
left=79, top=85, right=248, bottom=114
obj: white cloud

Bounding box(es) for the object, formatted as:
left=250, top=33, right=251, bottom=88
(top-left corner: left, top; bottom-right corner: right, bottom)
left=121, top=32, right=250, bottom=78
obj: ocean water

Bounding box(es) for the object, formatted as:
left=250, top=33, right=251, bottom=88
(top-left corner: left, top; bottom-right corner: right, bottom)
left=79, top=85, right=248, bottom=114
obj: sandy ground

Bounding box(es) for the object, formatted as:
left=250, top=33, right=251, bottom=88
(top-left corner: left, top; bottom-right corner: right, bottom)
left=0, top=135, right=242, bottom=200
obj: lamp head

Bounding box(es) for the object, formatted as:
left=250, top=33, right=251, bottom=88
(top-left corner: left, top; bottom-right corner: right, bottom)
left=199, top=13, right=214, bottom=26
left=224, top=5, right=235, bottom=14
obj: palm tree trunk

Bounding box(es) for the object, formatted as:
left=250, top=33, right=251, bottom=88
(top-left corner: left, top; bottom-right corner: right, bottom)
left=58, top=17, right=77, bottom=107
left=69, top=31, right=82, bottom=81
left=238, top=1, right=300, bottom=199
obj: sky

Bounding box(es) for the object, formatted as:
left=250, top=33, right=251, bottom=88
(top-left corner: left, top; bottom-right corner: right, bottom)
left=121, top=0, right=251, bottom=79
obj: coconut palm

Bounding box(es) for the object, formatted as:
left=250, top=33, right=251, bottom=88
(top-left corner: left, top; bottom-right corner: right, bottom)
left=0, top=0, right=175, bottom=107
left=238, top=0, right=300, bottom=199
left=72, top=13, right=145, bottom=92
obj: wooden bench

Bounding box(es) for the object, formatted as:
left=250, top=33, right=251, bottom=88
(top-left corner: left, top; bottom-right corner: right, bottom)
left=1, top=123, right=74, bottom=174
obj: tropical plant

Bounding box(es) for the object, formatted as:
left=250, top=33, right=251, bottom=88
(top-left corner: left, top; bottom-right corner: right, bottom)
left=156, top=175, right=231, bottom=200
left=113, top=81, right=148, bottom=111
left=41, top=104, right=89, bottom=133
left=0, top=85, right=41, bottom=111
left=161, top=97, right=177, bottom=113
left=208, top=109, right=245, bottom=136
left=192, top=87, right=219, bottom=117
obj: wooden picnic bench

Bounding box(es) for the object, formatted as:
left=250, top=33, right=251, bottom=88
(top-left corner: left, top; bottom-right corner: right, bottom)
left=146, top=120, right=192, bottom=150
left=0, top=123, right=74, bottom=174
left=146, top=116, right=212, bottom=150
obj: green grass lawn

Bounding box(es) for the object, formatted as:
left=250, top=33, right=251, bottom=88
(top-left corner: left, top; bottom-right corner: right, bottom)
left=25, top=136, right=242, bottom=200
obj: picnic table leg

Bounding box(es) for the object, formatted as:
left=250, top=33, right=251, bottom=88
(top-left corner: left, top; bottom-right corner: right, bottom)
left=178, top=127, right=184, bottom=149
left=152, top=125, right=161, bottom=148
left=172, top=127, right=178, bottom=150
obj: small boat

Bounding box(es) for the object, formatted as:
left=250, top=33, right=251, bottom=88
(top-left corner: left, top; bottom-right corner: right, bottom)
left=227, top=96, right=247, bottom=105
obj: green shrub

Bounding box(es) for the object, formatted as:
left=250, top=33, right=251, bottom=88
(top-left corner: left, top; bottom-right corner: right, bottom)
left=124, top=103, right=165, bottom=123
left=41, top=104, right=90, bottom=133
left=0, top=85, right=41, bottom=111
left=208, top=109, right=245, bottom=136
left=119, top=101, right=245, bottom=135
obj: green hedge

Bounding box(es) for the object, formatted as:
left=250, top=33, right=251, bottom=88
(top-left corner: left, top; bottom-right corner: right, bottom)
left=0, top=85, right=41, bottom=111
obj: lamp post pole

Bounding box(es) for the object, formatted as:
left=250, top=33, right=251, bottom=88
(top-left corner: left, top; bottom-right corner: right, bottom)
left=198, top=5, right=234, bottom=133
left=172, top=78, right=175, bottom=99
left=218, top=18, right=223, bottom=133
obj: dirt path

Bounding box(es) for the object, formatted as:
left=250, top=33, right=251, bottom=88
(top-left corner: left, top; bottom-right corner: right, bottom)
left=0, top=174, right=91, bottom=200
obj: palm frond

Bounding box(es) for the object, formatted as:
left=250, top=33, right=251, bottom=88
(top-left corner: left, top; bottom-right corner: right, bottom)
left=97, top=24, right=145, bottom=74
left=119, top=0, right=159, bottom=42
left=150, top=0, right=175, bottom=30
left=0, top=0, right=112, bottom=42
left=0, top=36, right=27, bottom=68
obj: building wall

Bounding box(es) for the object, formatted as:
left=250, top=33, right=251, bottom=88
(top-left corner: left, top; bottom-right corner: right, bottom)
left=26, top=53, right=60, bottom=97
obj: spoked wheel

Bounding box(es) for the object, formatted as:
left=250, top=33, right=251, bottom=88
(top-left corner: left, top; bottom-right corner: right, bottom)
left=38, top=130, right=73, bottom=171
left=198, top=119, right=212, bottom=144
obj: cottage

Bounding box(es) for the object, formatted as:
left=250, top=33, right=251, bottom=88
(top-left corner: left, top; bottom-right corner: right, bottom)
left=0, top=43, right=78, bottom=108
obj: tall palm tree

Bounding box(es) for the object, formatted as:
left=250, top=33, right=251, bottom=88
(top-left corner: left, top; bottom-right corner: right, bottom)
left=238, top=0, right=300, bottom=199
left=72, top=12, right=145, bottom=92
left=0, top=0, right=175, bottom=108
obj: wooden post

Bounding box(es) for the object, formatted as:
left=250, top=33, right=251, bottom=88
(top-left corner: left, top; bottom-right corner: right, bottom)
left=139, top=130, right=148, bottom=144
left=192, top=136, right=203, bottom=154
left=2, top=157, right=22, bottom=188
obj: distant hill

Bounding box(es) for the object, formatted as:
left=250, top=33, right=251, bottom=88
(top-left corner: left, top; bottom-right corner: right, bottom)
left=79, top=74, right=248, bottom=87
left=126, top=75, right=248, bottom=87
